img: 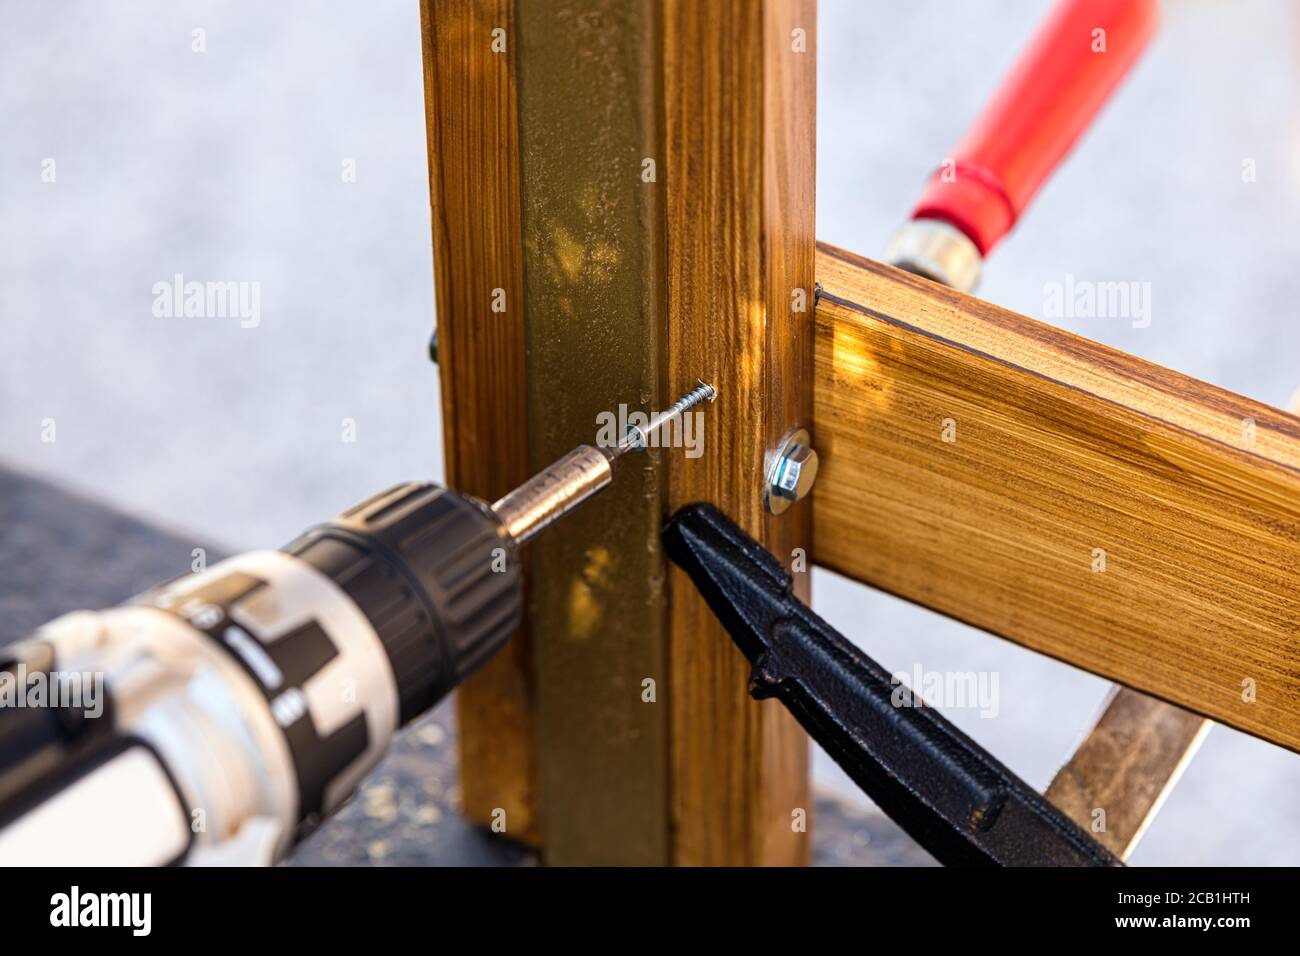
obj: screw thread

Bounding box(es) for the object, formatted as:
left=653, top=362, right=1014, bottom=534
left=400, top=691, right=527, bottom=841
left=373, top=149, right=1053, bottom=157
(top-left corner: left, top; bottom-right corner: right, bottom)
left=666, top=381, right=717, bottom=418
left=616, top=381, right=717, bottom=456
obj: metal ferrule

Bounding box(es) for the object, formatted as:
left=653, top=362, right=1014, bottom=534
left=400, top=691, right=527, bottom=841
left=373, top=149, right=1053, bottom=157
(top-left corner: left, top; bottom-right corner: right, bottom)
left=884, top=217, right=984, bottom=293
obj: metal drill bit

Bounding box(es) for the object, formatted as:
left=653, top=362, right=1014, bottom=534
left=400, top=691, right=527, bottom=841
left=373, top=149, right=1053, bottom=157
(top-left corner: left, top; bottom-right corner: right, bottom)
left=491, top=382, right=717, bottom=545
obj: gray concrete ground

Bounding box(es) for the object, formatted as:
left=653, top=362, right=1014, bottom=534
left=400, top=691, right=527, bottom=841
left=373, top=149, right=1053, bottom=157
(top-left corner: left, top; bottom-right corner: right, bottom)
left=3, top=0, right=1299, bottom=864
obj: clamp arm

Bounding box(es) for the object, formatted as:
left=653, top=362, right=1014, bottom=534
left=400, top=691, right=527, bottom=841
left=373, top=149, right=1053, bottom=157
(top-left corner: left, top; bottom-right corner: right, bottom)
left=663, top=502, right=1119, bottom=867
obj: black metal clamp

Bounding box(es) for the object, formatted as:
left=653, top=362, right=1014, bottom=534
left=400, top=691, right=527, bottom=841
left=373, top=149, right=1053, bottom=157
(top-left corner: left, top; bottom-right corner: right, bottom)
left=663, top=502, right=1119, bottom=867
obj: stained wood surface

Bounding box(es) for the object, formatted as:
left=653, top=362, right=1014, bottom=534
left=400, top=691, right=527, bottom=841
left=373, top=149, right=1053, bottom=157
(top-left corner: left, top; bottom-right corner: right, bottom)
left=514, top=0, right=671, bottom=866
left=1046, top=388, right=1300, bottom=856
left=420, top=0, right=539, bottom=843
left=813, top=243, right=1300, bottom=753
left=423, top=0, right=818, bottom=865
left=664, top=0, right=817, bottom=865
left=1046, top=687, right=1209, bottom=859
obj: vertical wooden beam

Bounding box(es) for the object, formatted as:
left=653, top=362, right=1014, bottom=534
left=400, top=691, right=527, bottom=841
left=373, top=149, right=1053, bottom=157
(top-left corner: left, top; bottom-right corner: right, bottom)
left=420, top=0, right=540, bottom=844
left=423, top=0, right=816, bottom=864
left=664, top=0, right=817, bottom=865
left=515, top=0, right=671, bottom=866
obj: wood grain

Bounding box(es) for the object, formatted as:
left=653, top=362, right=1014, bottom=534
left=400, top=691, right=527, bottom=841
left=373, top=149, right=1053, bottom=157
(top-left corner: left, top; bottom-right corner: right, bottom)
left=813, top=243, right=1300, bottom=752
left=1045, top=388, right=1300, bottom=857
left=420, top=0, right=539, bottom=843
left=664, top=0, right=817, bottom=865
left=514, top=0, right=671, bottom=866
left=1046, top=687, right=1209, bottom=859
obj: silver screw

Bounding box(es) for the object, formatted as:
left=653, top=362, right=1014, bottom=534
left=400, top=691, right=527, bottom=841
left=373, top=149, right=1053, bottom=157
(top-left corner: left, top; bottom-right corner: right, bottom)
left=614, top=380, right=717, bottom=458
left=765, top=427, right=819, bottom=515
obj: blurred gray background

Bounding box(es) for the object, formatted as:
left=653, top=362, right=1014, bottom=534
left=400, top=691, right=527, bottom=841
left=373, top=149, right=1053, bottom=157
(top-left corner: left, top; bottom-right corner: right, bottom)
left=3, top=0, right=1299, bottom=864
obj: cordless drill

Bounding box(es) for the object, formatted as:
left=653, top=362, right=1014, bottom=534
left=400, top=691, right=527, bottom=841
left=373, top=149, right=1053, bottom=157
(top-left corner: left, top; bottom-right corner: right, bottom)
left=0, top=384, right=714, bottom=865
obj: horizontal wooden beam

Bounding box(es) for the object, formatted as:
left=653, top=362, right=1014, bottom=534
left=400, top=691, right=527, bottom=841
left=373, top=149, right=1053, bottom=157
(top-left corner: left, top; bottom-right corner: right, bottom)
left=813, top=242, right=1300, bottom=753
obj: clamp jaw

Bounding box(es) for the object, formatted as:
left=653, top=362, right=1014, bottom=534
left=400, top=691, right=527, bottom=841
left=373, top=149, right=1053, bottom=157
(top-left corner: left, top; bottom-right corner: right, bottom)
left=663, top=502, right=1119, bottom=867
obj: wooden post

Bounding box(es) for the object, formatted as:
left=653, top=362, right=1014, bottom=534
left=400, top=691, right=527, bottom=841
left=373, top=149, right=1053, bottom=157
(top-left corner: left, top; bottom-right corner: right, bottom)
left=421, top=0, right=817, bottom=864
left=420, top=0, right=540, bottom=844
left=663, top=0, right=816, bottom=865
left=514, top=0, right=672, bottom=866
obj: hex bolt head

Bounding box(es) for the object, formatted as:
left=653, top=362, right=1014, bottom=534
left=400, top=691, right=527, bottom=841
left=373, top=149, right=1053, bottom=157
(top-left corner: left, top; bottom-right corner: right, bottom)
left=765, top=428, right=819, bottom=515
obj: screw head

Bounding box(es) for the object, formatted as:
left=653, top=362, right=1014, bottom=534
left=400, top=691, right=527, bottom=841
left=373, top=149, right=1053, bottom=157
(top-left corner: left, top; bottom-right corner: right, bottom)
left=765, top=428, right=819, bottom=515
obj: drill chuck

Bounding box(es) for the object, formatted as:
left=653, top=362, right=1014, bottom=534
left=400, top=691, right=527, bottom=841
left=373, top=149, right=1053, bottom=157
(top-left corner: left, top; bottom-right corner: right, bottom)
left=284, top=483, right=522, bottom=724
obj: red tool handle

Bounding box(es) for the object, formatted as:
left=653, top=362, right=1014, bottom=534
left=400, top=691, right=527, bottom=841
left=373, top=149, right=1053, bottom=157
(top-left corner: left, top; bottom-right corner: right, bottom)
left=913, top=0, right=1159, bottom=255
